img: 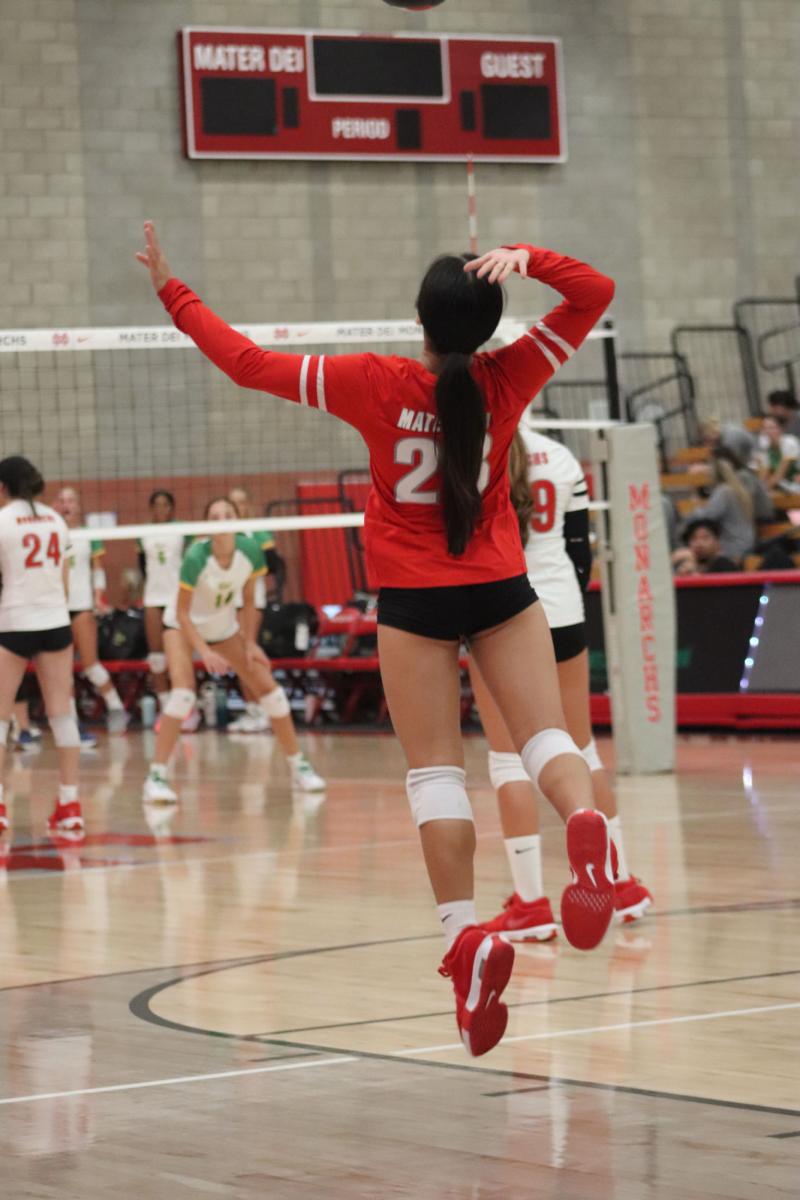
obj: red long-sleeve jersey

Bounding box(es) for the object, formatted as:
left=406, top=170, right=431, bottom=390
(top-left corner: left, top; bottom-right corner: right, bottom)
left=158, top=246, right=614, bottom=589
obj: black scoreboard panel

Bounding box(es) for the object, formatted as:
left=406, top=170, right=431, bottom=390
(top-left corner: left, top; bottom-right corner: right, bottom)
left=182, top=29, right=566, bottom=162
left=311, top=37, right=445, bottom=99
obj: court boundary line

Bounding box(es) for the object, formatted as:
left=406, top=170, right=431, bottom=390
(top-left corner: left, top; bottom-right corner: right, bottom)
left=0, top=1055, right=356, bottom=1107
left=126, top=968, right=800, bottom=1121
left=393, top=1000, right=800, bottom=1056
left=249, top=965, right=800, bottom=1037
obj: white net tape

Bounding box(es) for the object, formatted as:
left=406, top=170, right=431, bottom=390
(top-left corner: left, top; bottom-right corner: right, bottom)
left=0, top=317, right=614, bottom=354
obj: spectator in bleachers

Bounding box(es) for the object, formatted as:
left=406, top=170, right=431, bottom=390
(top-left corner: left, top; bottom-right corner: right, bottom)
left=688, top=446, right=765, bottom=564
left=767, top=390, right=800, bottom=439
left=757, top=415, right=800, bottom=492
left=672, top=518, right=740, bottom=575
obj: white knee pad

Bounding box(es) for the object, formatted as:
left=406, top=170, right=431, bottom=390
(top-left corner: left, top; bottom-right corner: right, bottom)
left=164, top=688, right=196, bottom=721
left=488, top=750, right=530, bottom=791
left=50, top=714, right=81, bottom=748
left=0, top=719, right=9, bottom=747
left=259, top=686, right=290, bottom=719
left=147, top=651, right=168, bottom=675
left=406, top=766, right=473, bottom=829
left=521, top=728, right=583, bottom=791
left=84, top=661, right=111, bottom=689
left=581, top=737, right=603, bottom=774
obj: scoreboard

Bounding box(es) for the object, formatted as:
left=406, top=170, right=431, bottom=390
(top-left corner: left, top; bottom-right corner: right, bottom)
left=180, top=28, right=566, bottom=163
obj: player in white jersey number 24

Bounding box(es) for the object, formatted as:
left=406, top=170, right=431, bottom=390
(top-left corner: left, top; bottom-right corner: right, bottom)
left=0, top=458, right=86, bottom=841
left=470, top=428, right=652, bottom=941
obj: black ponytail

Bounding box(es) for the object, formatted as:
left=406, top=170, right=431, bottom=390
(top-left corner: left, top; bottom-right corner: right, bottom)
left=434, top=353, right=486, bottom=556
left=417, top=254, right=504, bottom=557
left=0, top=456, right=44, bottom=516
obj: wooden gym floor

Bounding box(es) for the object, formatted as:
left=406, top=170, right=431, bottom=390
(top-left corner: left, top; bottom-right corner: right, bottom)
left=1, top=728, right=799, bottom=1198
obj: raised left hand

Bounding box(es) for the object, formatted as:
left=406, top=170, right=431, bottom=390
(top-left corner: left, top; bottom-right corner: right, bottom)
left=135, top=220, right=172, bottom=292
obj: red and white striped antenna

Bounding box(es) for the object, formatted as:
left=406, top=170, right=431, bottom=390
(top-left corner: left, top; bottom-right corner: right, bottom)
left=467, top=154, right=478, bottom=254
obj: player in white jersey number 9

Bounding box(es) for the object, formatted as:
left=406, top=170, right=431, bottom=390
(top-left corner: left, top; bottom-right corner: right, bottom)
left=0, top=457, right=85, bottom=839
left=142, top=497, right=325, bottom=803
left=470, top=430, right=653, bottom=936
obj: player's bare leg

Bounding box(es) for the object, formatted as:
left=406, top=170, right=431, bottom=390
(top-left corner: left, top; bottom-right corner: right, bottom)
left=210, top=634, right=324, bottom=792
left=378, top=625, right=512, bottom=1057
left=469, top=604, right=614, bottom=950
left=144, top=606, right=170, bottom=705
left=72, top=609, right=127, bottom=730
left=36, top=645, right=83, bottom=836
left=0, top=647, right=28, bottom=830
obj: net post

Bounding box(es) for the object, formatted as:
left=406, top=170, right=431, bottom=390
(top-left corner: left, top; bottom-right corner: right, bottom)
left=594, top=424, right=676, bottom=775
left=602, top=319, right=623, bottom=421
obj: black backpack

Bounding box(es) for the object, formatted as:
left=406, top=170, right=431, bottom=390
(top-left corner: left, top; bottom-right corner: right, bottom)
left=258, top=602, right=318, bottom=658
left=97, top=608, right=148, bottom=660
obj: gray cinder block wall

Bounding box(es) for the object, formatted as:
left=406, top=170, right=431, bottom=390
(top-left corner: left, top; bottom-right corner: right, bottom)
left=0, top=0, right=798, bottom=478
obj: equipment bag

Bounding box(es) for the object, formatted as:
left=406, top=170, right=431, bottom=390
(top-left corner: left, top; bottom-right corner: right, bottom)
left=97, top=608, right=148, bottom=660
left=259, top=602, right=319, bottom=658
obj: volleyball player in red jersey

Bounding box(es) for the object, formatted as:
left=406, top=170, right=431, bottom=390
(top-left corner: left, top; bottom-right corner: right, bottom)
left=137, top=220, right=616, bottom=1057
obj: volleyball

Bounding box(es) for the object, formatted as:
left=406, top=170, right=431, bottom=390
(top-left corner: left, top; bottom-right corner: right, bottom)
left=382, top=0, right=446, bottom=8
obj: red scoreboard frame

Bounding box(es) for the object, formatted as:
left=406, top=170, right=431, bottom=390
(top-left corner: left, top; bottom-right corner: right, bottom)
left=180, top=28, right=566, bottom=163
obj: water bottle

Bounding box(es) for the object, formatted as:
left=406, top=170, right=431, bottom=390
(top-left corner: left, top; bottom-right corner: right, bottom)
left=140, top=693, right=156, bottom=729
left=215, top=682, right=229, bottom=728
left=199, top=680, right=217, bottom=728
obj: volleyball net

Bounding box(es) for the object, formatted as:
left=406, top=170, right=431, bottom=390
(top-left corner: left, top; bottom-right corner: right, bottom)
left=0, top=316, right=674, bottom=770
left=0, top=315, right=619, bottom=591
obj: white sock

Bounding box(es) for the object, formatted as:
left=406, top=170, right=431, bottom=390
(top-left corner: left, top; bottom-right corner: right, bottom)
left=247, top=701, right=264, bottom=718
left=437, top=899, right=476, bottom=951
left=287, top=751, right=302, bottom=766
left=149, top=762, right=168, bottom=780
left=608, top=815, right=630, bottom=881
left=59, top=784, right=78, bottom=805
left=105, top=689, right=124, bottom=712
left=0, top=783, right=4, bottom=805
left=504, top=834, right=544, bottom=902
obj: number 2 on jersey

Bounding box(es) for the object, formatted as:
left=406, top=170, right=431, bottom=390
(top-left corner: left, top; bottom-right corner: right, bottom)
left=531, top=479, right=556, bottom=533
left=394, top=434, right=493, bottom=504
left=23, top=531, right=61, bottom=568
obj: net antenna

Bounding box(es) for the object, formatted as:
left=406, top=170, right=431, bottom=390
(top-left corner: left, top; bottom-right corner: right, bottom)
left=467, top=154, right=478, bottom=255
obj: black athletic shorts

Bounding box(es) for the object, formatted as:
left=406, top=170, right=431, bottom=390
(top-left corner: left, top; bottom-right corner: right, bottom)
left=550, top=622, right=587, bottom=663
left=377, top=574, right=537, bottom=642
left=0, top=626, right=73, bottom=659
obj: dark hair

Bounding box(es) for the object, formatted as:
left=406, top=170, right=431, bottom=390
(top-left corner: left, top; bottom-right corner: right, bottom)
left=149, top=489, right=175, bottom=508
left=683, top=517, right=721, bottom=545
left=768, top=389, right=798, bottom=411
left=416, top=254, right=504, bottom=556
left=508, top=430, right=534, bottom=549
left=204, top=495, right=239, bottom=519
left=0, top=456, right=44, bottom=515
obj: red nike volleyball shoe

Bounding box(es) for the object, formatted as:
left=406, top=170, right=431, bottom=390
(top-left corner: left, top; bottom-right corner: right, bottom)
left=560, top=810, right=615, bottom=950
left=439, top=927, right=515, bottom=1056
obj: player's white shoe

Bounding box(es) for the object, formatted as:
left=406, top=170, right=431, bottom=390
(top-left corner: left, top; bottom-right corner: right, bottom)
left=142, top=766, right=178, bottom=805
left=290, top=753, right=325, bottom=793
left=227, top=707, right=270, bottom=734
left=107, top=708, right=131, bottom=735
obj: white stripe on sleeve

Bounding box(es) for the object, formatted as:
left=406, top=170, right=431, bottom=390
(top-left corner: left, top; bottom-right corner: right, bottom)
left=316, top=355, right=327, bottom=412
left=525, top=331, right=561, bottom=372
left=535, top=321, right=576, bottom=359
left=299, top=355, right=310, bottom=405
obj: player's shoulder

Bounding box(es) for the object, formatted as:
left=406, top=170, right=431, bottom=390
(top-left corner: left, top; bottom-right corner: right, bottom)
left=235, top=532, right=265, bottom=569
left=183, top=538, right=212, bottom=567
